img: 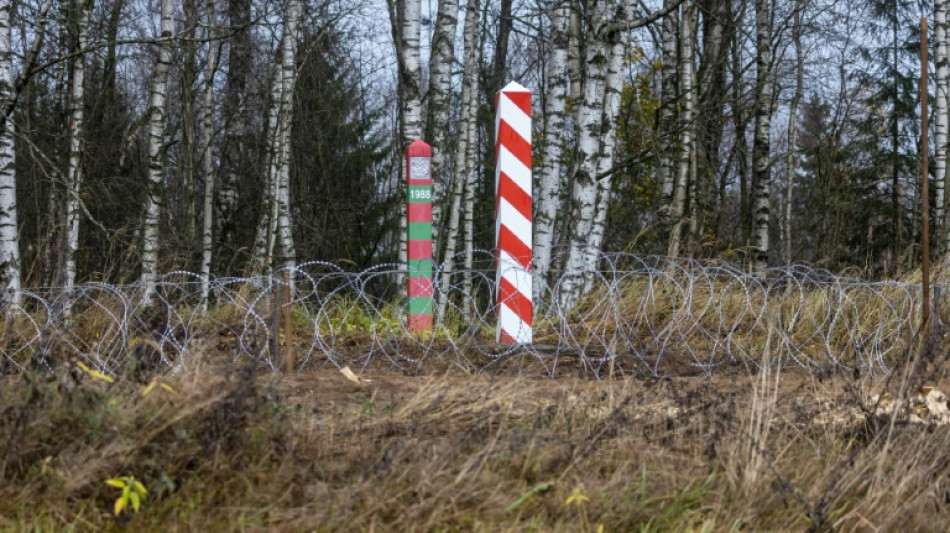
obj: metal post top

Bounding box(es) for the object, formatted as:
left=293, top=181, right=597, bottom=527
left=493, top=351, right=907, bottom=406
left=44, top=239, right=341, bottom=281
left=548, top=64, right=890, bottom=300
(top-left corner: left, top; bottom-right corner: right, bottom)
left=407, top=138, right=431, bottom=155
left=498, top=81, right=531, bottom=94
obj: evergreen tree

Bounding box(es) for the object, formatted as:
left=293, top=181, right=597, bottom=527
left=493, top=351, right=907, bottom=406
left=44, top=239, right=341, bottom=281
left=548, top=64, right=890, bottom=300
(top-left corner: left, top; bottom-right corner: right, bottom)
left=291, top=30, right=391, bottom=267
left=857, top=0, right=923, bottom=272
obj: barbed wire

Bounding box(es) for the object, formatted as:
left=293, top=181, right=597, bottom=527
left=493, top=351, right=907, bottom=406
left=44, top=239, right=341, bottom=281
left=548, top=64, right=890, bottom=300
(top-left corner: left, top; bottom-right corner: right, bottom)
left=0, top=252, right=926, bottom=379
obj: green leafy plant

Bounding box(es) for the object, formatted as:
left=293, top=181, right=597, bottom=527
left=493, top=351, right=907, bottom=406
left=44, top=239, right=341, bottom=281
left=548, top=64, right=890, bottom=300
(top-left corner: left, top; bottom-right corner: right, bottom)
left=105, top=476, right=148, bottom=517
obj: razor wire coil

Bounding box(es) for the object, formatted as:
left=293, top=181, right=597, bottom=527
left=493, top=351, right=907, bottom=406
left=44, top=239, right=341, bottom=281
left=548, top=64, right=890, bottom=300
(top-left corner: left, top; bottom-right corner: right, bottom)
left=0, top=253, right=928, bottom=379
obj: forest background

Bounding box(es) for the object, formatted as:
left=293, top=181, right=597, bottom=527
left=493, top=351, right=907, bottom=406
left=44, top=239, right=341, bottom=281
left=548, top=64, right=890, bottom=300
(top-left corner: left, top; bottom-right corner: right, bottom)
left=0, top=0, right=938, bottom=307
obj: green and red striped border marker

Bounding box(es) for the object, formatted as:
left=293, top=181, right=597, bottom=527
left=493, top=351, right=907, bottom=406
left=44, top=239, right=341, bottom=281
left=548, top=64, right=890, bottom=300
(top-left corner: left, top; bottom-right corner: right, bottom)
left=406, top=139, right=433, bottom=331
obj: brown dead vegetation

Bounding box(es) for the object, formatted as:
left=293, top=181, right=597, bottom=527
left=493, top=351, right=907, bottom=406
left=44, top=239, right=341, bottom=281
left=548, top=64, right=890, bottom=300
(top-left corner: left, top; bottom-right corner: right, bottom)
left=2, top=337, right=950, bottom=532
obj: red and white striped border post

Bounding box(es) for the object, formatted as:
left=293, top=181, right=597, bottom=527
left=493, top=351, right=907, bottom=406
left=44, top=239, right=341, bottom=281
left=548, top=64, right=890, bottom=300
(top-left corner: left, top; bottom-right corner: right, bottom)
left=406, top=139, right=434, bottom=331
left=495, top=82, right=532, bottom=344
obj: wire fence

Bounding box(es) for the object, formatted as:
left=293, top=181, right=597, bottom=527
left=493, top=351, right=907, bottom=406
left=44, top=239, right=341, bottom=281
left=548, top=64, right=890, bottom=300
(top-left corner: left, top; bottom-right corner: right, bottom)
left=0, top=252, right=929, bottom=379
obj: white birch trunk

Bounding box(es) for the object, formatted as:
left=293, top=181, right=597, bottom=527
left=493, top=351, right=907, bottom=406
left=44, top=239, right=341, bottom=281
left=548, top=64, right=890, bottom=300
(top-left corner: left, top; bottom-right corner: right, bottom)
left=560, top=2, right=581, bottom=258
left=534, top=0, right=569, bottom=301
left=559, top=0, right=609, bottom=310
left=199, top=0, right=218, bottom=306
left=667, top=2, right=694, bottom=260
left=252, top=68, right=281, bottom=273
left=141, top=0, right=174, bottom=303
left=459, top=8, right=479, bottom=323
left=584, top=23, right=629, bottom=293
left=784, top=0, right=803, bottom=265
left=64, top=0, right=91, bottom=292
left=0, top=0, right=17, bottom=304
left=436, top=0, right=478, bottom=320
left=658, top=0, right=678, bottom=208
left=426, top=0, right=459, bottom=245
left=696, top=0, right=728, bottom=237
left=391, top=0, right=423, bottom=288
left=275, top=0, right=299, bottom=270
left=751, top=0, right=772, bottom=274
left=567, top=5, right=582, bottom=112
left=460, top=95, right=477, bottom=322
left=556, top=0, right=678, bottom=306
left=937, top=0, right=949, bottom=248
left=252, top=0, right=299, bottom=276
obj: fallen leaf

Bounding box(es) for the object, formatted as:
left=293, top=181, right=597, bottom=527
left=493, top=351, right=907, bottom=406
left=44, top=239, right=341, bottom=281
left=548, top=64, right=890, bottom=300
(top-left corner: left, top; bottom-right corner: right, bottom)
left=340, top=366, right=371, bottom=384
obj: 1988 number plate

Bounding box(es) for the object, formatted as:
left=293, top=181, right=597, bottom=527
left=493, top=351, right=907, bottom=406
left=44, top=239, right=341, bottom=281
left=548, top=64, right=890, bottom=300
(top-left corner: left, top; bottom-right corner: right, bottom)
left=409, top=188, right=431, bottom=200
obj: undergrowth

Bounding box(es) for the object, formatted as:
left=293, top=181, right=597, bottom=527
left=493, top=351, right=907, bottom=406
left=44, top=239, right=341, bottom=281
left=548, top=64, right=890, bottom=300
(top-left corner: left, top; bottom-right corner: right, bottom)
left=2, top=267, right=950, bottom=529
left=2, top=339, right=950, bottom=531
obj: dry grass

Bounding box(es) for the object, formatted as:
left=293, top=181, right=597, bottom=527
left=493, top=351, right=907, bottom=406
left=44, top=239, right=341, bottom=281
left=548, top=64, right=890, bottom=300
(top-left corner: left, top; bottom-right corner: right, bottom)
left=0, top=260, right=930, bottom=378
left=564, top=266, right=925, bottom=372
left=3, top=337, right=950, bottom=532
left=2, top=265, right=950, bottom=530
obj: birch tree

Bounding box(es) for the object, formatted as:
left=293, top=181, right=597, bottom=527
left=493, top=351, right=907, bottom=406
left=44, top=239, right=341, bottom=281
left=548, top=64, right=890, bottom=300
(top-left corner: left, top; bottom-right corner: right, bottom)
left=388, top=0, right=422, bottom=284
left=426, top=0, right=458, bottom=242
left=0, top=0, right=16, bottom=302
left=937, top=0, right=949, bottom=249
left=568, top=5, right=582, bottom=110
left=559, top=0, right=682, bottom=309
left=751, top=0, right=773, bottom=274
left=0, top=0, right=52, bottom=133
left=200, top=0, right=219, bottom=305
left=251, top=73, right=280, bottom=272
left=253, top=0, right=300, bottom=273
left=534, top=0, right=569, bottom=300
left=64, top=0, right=93, bottom=292
left=274, top=0, right=300, bottom=270
left=658, top=0, right=678, bottom=210
left=559, top=0, right=611, bottom=309
left=667, top=1, right=695, bottom=260
left=730, top=3, right=752, bottom=246
left=141, top=0, right=175, bottom=301
left=0, top=0, right=52, bottom=299
left=585, top=15, right=630, bottom=290
left=783, top=0, right=804, bottom=264
left=460, top=115, right=476, bottom=320
left=436, top=0, right=478, bottom=319
left=695, top=0, right=730, bottom=242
